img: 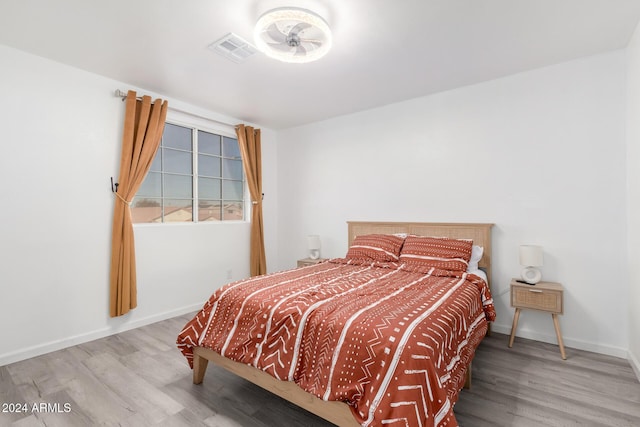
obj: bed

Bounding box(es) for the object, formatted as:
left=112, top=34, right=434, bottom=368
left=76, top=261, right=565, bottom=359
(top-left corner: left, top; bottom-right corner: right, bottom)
left=177, top=221, right=495, bottom=426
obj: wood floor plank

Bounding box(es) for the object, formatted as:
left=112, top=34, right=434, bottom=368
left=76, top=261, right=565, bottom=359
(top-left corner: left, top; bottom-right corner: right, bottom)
left=24, top=390, right=92, bottom=427
left=161, top=382, right=219, bottom=422
left=155, top=408, right=209, bottom=427
left=456, top=333, right=640, bottom=427
left=1, top=313, right=639, bottom=427
left=82, top=352, right=183, bottom=423
left=121, top=349, right=191, bottom=388
left=0, top=365, right=29, bottom=425
left=8, top=415, right=45, bottom=427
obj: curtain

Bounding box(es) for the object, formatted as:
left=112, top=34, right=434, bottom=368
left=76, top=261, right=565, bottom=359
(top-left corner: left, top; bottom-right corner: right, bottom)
left=236, top=124, right=267, bottom=276
left=110, top=90, right=168, bottom=317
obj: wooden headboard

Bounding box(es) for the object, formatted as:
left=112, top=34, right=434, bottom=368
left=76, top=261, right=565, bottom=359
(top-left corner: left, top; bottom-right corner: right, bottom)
left=347, top=221, right=494, bottom=286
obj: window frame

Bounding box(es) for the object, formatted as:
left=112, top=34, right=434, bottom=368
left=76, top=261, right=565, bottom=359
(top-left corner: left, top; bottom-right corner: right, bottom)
left=132, top=110, right=250, bottom=225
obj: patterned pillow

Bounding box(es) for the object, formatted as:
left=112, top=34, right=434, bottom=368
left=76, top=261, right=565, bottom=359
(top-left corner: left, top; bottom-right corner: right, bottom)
left=346, top=234, right=406, bottom=262
left=399, top=235, right=473, bottom=272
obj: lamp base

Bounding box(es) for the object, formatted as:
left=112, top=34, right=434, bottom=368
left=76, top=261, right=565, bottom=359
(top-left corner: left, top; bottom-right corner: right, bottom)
left=521, top=267, right=542, bottom=284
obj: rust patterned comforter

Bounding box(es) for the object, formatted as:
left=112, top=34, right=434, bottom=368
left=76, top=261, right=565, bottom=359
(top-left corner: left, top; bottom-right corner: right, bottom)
left=177, top=258, right=495, bottom=427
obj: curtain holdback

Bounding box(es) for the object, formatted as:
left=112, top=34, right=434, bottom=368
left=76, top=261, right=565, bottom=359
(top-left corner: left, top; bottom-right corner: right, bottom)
left=111, top=177, right=119, bottom=193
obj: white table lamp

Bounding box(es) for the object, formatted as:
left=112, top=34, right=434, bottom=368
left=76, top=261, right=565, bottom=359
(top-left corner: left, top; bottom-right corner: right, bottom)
left=519, top=245, right=543, bottom=284
left=308, top=235, right=321, bottom=259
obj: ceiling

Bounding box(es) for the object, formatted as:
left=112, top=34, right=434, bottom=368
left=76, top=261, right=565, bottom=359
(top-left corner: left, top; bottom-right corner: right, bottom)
left=1, top=0, right=640, bottom=129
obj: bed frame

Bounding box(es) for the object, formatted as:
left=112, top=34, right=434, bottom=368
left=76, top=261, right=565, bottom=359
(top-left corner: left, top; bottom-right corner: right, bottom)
left=192, top=221, right=494, bottom=427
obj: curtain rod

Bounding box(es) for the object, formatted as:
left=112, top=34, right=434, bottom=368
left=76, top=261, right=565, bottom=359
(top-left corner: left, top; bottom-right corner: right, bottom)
left=114, top=89, right=237, bottom=128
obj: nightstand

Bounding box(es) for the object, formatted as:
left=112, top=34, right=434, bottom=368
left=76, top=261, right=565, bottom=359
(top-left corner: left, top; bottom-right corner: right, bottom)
left=508, top=279, right=566, bottom=359
left=297, top=258, right=327, bottom=267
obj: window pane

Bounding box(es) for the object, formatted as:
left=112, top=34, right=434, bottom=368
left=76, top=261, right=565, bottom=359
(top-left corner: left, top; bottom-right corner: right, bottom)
left=199, top=131, right=221, bottom=155
left=137, top=171, right=161, bottom=197
left=133, top=120, right=245, bottom=224
left=223, top=180, right=243, bottom=200
left=163, top=123, right=192, bottom=150
left=199, top=154, right=221, bottom=177
left=149, top=151, right=161, bottom=172
left=199, top=177, right=221, bottom=199
left=223, top=136, right=241, bottom=159
left=198, top=200, right=221, bottom=222
left=222, top=202, right=244, bottom=220
left=223, top=158, right=243, bottom=180
left=164, top=148, right=192, bottom=174
left=131, top=198, right=162, bottom=223
left=164, top=174, right=192, bottom=199
left=163, top=199, right=193, bottom=223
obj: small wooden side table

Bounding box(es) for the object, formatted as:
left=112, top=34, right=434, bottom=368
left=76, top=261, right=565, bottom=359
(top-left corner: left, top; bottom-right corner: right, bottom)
left=508, top=278, right=566, bottom=359
left=297, top=258, right=327, bottom=268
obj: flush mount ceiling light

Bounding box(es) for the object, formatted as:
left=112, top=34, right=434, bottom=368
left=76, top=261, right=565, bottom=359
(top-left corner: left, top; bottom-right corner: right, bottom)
left=253, top=7, right=332, bottom=64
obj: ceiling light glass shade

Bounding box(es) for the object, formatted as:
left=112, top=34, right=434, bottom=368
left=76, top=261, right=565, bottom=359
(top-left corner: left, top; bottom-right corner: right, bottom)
left=254, top=7, right=332, bottom=64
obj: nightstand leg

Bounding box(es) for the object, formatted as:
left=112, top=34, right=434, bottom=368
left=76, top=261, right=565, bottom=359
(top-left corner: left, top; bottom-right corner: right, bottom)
left=508, top=308, right=521, bottom=348
left=552, top=313, right=567, bottom=360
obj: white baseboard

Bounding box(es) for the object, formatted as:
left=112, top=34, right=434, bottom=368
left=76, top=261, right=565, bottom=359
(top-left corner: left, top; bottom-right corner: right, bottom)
left=491, top=323, right=629, bottom=359
left=629, top=349, right=640, bottom=383
left=0, top=304, right=202, bottom=367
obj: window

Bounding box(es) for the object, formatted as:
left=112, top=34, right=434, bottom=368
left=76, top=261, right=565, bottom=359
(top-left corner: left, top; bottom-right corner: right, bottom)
left=131, top=122, right=245, bottom=223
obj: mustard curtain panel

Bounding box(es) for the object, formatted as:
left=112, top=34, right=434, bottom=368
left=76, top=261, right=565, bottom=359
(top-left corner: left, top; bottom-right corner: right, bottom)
left=236, top=124, right=267, bottom=276
left=110, top=91, right=168, bottom=317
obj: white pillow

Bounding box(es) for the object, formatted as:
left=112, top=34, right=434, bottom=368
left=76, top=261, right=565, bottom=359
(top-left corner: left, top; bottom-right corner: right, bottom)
left=467, top=245, right=484, bottom=271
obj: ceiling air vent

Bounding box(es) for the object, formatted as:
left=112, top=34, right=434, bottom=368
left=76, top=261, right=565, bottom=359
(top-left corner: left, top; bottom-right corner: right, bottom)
left=209, top=33, right=258, bottom=63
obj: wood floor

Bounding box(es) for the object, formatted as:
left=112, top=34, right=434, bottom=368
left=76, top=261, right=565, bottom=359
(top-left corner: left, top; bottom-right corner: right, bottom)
left=1, top=313, right=639, bottom=427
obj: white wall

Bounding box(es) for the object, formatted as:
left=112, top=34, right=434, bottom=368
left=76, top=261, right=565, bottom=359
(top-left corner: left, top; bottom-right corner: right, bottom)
left=0, top=45, right=278, bottom=366
left=0, top=40, right=633, bottom=367
left=626, top=22, right=640, bottom=378
left=277, top=51, right=629, bottom=357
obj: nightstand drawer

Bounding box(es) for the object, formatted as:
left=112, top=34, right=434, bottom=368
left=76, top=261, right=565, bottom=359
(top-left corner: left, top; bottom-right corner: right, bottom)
left=511, top=285, right=562, bottom=313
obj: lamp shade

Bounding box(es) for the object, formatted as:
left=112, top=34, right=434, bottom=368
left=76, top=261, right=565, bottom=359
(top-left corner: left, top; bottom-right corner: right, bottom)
left=307, top=235, right=321, bottom=250
left=519, top=245, right=543, bottom=267
left=307, top=235, right=321, bottom=260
